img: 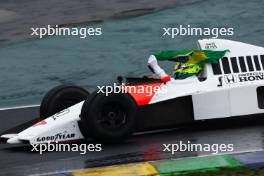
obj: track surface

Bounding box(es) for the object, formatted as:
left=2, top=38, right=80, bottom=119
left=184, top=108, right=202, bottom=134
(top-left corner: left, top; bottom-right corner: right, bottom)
left=0, top=106, right=264, bottom=175
left=0, top=0, right=202, bottom=45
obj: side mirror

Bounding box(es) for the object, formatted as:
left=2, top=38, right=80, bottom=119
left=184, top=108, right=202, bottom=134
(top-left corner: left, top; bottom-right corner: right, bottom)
left=117, top=76, right=123, bottom=84
left=161, top=75, right=171, bottom=83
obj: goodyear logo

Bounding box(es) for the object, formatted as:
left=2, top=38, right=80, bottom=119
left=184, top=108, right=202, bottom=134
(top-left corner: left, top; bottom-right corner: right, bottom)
left=36, top=132, right=75, bottom=142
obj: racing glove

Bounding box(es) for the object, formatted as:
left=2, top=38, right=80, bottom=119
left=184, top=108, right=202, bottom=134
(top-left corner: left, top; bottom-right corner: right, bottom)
left=148, top=55, right=168, bottom=79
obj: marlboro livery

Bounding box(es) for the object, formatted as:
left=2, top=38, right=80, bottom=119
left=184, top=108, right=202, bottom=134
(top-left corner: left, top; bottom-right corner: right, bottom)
left=2, top=39, right=264, bottom=144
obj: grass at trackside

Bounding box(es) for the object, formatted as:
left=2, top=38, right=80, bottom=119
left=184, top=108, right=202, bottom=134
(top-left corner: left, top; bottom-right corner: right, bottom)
left=153, top=155, right=264, bottom=176
left=152, top=155, right=244, bottom=175
left=160, top=167, right=264, bottom=176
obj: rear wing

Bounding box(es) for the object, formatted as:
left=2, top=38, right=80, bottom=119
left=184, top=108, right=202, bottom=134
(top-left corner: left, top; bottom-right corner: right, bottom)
left=197, top=39, right=264, bottom=75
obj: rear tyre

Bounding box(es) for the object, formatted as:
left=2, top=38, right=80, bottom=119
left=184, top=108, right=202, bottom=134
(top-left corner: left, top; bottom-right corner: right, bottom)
left=80, top=92, right=137, bottom=143
left=40, top=85, right=89, bottom=119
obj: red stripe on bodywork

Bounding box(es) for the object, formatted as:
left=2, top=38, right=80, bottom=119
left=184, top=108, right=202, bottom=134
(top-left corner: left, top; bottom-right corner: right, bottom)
left=33, top=120, right=47, bottom=127
left=125, top=83, right=163, bottom=106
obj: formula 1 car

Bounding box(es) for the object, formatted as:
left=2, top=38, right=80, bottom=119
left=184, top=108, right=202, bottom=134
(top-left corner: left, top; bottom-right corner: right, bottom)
left=2, top=38, right=264, bottom=144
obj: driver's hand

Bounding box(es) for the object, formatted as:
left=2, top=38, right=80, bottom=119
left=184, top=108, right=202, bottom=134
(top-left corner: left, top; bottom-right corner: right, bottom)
left=161, top=75, right=171, bottom=83
left=148, top=55, right=158, bottom=65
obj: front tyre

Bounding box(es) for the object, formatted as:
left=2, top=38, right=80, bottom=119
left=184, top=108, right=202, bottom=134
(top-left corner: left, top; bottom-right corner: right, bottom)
left=40, top=85, right=89, bottom=119
left=80, top=92, right=137, bottom=143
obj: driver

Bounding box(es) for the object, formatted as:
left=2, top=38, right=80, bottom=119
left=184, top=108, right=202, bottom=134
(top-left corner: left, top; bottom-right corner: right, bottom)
left=148, top=50, right=229, bottom=81
left=147, top=54, right=202, bottom=81
left=172, top=55, right=202, bottom=80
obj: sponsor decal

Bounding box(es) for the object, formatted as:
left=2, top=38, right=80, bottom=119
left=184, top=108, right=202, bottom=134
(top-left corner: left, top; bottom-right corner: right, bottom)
left=33, top=120, right=47, bottom=127
left=205, top=42, right=217, bottom=49
left=224, top=75, right=237, bottom=84
left=36, top=132, right=75, bottom=142
left=218, top=72, right=264, bottom=86
left=52, top=109, right=70, bottom=120
left=217, top=76, right=223, bottom=87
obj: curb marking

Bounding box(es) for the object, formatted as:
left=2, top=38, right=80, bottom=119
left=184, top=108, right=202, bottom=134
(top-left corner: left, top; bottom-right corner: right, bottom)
left=72, top=162, right=159, bottom=176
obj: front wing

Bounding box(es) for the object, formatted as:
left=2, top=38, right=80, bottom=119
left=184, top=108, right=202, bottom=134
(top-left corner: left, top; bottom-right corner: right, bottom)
left=1, top=102, right=85, bottom=144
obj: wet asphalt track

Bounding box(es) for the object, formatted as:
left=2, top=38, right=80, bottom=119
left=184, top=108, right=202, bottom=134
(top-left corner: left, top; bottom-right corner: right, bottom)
left=0, top=0, right=203, bottom=45
left=0, top=106, right=264, bottom=175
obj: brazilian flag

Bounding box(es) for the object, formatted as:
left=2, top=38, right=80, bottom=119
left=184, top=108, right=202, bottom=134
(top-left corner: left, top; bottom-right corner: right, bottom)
left=154, top=50, right=229, bottom=79
left=154, top=50, right=229, bottom=65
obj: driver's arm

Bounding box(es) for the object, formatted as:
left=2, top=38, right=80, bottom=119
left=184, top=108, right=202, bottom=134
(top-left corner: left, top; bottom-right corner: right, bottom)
left=147, top=55, right=171, bottom=82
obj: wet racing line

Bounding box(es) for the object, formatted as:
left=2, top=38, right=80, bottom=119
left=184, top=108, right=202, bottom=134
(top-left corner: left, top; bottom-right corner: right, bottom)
left=0, top=106, right=263, bottom=175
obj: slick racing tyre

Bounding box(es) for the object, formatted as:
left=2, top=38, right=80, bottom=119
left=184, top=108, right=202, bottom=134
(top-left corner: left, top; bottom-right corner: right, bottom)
left=80, top=92, right=137, bottom=143
left=40, top=85, right=89, bottom=119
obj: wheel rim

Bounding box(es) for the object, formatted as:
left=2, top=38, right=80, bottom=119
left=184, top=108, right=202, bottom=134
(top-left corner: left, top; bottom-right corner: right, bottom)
left=98, top=102, right=127, bottom=130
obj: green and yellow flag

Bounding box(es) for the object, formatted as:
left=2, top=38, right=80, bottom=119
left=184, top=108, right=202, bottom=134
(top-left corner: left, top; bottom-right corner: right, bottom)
left=154, top=50, right=229, bottom=65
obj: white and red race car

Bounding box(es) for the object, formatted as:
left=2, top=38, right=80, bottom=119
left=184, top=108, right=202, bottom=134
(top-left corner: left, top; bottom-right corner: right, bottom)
left=2, top=38, right=264, bottom=144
